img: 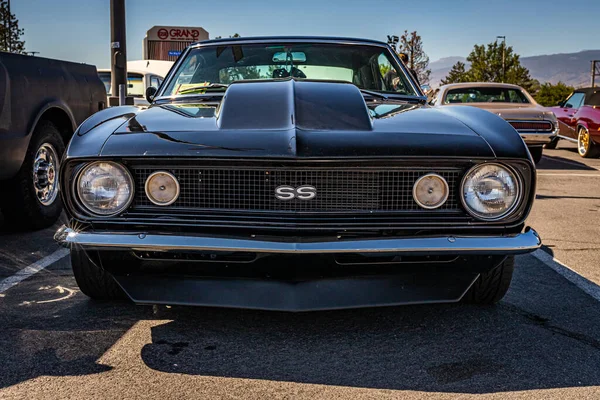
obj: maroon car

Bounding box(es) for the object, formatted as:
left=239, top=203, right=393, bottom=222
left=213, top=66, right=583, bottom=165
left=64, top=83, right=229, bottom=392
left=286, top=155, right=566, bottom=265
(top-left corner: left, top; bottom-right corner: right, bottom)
left=550, top=88, right=600, bottom=158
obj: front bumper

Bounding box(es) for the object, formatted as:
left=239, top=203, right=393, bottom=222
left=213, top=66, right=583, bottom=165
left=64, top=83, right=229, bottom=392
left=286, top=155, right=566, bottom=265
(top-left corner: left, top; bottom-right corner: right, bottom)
left=55, top=226, right=541, bottom=256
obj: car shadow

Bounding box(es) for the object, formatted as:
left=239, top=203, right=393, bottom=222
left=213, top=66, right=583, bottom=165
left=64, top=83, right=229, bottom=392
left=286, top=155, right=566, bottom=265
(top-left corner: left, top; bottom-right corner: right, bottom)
left=537, top=154, right=595, bottom=170
left=138, top=255, right=600, bottom=394
left=536, top=194, right=600, bottom=200
left=0, top=267, right=154, bottom=389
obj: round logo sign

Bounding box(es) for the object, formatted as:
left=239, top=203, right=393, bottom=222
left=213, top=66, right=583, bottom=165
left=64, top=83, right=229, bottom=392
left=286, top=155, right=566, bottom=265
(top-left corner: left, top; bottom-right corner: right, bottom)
left=157, top=28, right=168, bottom=40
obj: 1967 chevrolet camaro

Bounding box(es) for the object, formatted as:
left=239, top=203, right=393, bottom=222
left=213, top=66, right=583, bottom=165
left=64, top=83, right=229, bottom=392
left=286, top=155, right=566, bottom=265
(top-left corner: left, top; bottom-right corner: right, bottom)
left=55, top=37, right=541, bottom=311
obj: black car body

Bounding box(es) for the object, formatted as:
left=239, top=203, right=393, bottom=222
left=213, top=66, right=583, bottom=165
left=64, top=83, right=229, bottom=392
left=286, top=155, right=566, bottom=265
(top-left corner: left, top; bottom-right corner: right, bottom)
left=55, top=37, right=541, bottom=311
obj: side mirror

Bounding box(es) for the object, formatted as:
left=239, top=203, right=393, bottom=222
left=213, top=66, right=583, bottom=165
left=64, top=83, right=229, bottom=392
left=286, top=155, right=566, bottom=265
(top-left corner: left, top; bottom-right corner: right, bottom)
left=556, top=101, right=564, bottom=107
left=420, top=84, right=431, bottom=94
left=146, top=86, right=158, bottom=103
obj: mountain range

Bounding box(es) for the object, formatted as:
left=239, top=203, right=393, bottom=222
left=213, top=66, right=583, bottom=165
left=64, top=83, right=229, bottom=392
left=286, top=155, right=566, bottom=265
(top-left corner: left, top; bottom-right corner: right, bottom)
left=429, top=50, right=600, bottom=88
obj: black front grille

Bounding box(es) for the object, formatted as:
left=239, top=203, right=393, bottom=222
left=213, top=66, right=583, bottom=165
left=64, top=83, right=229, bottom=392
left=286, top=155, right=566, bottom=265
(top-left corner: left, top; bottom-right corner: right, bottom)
left=131, top=167, right=462, bottom=213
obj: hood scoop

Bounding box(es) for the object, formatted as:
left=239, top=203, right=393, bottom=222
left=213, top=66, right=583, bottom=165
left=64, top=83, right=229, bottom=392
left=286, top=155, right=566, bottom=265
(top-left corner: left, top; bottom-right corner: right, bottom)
left=217, top=79, right=373, bottom=131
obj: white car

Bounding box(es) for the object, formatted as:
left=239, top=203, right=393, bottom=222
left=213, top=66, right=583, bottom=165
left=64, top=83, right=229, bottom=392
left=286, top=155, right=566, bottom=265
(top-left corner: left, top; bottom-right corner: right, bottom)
left=98, top=60, right=174, bottom=107
left=429, top=82, right=558, bottom=163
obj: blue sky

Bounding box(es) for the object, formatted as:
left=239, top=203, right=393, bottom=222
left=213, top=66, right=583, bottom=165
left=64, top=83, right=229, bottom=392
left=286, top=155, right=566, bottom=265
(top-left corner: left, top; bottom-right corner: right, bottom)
left=13, top=0, right=600, bottom=68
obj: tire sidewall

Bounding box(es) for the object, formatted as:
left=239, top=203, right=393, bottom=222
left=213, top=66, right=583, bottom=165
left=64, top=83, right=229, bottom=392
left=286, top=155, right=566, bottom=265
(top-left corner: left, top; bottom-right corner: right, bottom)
left=19, top=121, right=66, bottom=223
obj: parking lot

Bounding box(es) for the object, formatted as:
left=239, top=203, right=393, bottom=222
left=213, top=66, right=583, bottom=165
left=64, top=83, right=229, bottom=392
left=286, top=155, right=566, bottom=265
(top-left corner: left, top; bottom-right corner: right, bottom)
left=1, top=142, right=599, bottom=399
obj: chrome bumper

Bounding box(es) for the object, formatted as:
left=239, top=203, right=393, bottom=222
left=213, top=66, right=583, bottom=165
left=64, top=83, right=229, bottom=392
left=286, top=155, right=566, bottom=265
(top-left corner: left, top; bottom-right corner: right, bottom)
left=55, top=226, right=541, bottom=256
left=520, top=132, right=558, bottom=145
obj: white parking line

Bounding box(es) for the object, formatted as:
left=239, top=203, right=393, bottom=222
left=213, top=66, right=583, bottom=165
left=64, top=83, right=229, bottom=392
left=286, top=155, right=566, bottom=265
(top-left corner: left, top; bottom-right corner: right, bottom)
left=532, top=249, right=600, bottom=303
left=0, top=248, right=70, bottom=294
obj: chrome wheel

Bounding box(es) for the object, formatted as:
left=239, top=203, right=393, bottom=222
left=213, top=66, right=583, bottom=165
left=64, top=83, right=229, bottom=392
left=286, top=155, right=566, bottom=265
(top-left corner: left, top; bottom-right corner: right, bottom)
left=32, top=143, right=59, bottom=206
left=578, top=128, right=590, bottom=156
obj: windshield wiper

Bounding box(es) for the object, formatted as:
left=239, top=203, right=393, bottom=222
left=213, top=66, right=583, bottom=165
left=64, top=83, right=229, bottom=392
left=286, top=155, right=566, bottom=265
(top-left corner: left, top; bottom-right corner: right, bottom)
left=359, top=89, right=389, bottom=100
left=359, top=89, right=427, bottom=104
left=176, top=83, right=229, bottom=94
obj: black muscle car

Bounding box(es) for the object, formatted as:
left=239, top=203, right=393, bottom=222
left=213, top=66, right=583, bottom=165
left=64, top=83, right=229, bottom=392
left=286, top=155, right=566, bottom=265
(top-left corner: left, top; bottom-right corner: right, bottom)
left=55, top=37, right=541, bottom=311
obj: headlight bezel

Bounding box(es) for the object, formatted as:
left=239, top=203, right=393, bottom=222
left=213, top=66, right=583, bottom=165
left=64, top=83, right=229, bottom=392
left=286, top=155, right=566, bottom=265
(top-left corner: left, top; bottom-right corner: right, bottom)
left=460, top=162, right=523, bottom=222
left=74, top=161, right=135, bottom=217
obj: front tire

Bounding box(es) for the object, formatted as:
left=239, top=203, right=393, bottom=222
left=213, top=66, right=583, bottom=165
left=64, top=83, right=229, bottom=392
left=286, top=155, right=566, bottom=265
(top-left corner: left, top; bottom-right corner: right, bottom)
left=578, top=127, right=600, bottom=158
left=463, top=256, right=514, bottom=305
left=528, top=146, right=543, bottom=164
left=0, top=120, right=65, bottom=230
left=544, top=137, right=559, bottom=150
left=71, top=249, right=127, bottom=300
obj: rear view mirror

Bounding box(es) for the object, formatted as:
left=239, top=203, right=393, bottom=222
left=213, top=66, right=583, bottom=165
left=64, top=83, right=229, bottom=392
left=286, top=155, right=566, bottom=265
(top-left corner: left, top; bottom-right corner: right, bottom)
left=146, top=86, right=158, bottom=103
left=272, top=52, right=307, bottom=63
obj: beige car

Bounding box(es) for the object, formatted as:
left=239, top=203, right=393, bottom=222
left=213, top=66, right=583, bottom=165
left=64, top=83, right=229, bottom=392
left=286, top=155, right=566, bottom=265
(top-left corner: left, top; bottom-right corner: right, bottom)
left=429, top=83, right=558, bottom=163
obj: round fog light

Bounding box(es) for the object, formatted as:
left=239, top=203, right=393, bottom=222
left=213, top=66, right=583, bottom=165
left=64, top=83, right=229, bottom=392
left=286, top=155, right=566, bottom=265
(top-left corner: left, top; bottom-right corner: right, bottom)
left=413, top=173, right=449, bottom=209
left=145, top=171, right=180, bottom=206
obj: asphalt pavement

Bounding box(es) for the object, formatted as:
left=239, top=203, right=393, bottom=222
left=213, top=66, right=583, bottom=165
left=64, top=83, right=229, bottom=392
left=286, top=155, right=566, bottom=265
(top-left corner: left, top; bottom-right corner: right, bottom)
left=1, top=142, right=599, bottom=399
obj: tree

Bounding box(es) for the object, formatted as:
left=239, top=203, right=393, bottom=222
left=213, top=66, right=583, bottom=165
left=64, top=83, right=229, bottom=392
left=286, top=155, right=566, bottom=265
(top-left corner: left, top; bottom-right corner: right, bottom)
left=214, top=33, right=241, bottom=39
left=0, top=0, right=26, bottom=54
left=534, top=82, right=574, bottom=107
left=440, top=41, right=533, bottom=91
left=397, top=30, right=431, bottom=84
left=440, top=61, right=470, bottom=85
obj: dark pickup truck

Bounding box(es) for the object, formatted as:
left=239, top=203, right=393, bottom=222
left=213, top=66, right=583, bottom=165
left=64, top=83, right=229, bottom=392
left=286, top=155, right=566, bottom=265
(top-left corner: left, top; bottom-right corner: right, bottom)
left=0, top=52, right=106, bottom=229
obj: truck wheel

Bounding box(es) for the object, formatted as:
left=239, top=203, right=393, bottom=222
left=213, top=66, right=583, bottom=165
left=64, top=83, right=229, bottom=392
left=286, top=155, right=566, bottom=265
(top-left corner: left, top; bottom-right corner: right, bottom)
left=0, top=120, right=65, bottom=230
left=463, top=256, right=514, bottom=305
left=528, top=146, right=543, bottom=164
left=578, top=127, right=600, bottom=158
left=71, top=249, right=127, bottom=300
left=544, top=137, right=559, bottom=150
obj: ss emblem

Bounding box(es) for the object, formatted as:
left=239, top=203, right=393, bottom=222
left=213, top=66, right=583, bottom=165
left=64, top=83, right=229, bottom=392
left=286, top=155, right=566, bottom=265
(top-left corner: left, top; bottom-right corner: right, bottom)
left=275, top=185, right=317, bottom=201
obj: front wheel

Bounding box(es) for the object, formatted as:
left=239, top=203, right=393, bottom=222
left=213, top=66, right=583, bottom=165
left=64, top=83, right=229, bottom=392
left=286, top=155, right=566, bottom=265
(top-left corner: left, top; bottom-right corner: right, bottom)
left=544, top=137, right=559, bottom=150
left=578, top=127, right=600, bottom=158
left=528, top=146, right=543, bottom=164
left=463, top=256, right=514, bottom=305
left=71, top=249, right=129, bottom=300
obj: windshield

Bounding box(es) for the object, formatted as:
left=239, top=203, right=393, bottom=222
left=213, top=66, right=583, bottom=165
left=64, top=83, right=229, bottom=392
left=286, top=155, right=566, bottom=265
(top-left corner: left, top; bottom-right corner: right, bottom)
left=98, top=72, right=145, bottom=97
left=444, top=87, right=530, bottom=104
left=161, top=43, right=417, bottom=97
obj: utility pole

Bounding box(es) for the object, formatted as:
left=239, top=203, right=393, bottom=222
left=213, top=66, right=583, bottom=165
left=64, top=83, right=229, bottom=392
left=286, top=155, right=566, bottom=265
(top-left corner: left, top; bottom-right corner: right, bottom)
left=109, top=0, right=132, bottom=106
left=497, top=36, right=506, bottom=83
left=6, top=0, right=11, bottom=52
left=387, top=35, right=399, bottom=52
left=591, top=60, right=600, bottom=88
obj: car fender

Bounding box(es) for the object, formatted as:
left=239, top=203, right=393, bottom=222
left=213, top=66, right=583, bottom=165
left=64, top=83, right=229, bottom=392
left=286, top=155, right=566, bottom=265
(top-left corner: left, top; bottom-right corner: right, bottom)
left=434, top=105, right=531, bottom=160
left=66, top=106, right=140, bottom=158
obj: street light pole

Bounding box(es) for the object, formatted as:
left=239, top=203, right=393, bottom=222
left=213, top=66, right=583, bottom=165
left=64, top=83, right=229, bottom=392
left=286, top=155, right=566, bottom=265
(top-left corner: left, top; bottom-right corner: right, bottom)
left=497, top=36, right=506, bottom=83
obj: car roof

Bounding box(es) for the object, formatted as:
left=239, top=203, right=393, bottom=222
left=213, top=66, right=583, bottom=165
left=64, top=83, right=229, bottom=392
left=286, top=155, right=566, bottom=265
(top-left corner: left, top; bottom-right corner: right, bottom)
left=190, top=36, right=390, bottom=48
left=438, top=82, right=526, bottom=91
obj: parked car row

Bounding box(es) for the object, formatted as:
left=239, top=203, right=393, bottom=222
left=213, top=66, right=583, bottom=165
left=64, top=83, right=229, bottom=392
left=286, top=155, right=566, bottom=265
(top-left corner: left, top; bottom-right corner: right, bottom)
left=550, top=88, right=600, bottom=158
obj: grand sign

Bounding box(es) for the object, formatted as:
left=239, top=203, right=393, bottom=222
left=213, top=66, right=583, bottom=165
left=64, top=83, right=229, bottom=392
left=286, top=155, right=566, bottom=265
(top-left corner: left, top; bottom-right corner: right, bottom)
left=147, top=26, right=209, bottom=42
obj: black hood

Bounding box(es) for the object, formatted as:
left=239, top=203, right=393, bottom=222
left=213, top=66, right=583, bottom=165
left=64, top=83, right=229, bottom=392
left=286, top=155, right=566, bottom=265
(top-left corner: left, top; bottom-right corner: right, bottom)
left=89, top=80, right=526, bottom=159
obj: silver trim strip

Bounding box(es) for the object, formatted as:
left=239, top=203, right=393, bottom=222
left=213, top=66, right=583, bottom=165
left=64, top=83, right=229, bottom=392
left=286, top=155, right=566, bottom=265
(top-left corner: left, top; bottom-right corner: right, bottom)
left=55, top=226, right=541, bottom=255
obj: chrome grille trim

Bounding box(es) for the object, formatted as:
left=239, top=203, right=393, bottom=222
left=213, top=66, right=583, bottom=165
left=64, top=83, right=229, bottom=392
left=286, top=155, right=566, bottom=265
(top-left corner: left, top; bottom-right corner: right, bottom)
left=131, top=166, right=462, bottom=213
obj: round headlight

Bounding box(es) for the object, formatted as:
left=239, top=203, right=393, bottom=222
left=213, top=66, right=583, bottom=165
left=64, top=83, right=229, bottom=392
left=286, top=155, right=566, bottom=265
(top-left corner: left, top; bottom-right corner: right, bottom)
left=461, top=163, right=520, bottom=220
left=145, top=171, right=180, bottom=206
left=76, top=161, right=134, bottom=216
left=413, top=173, right=449, bottom=209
